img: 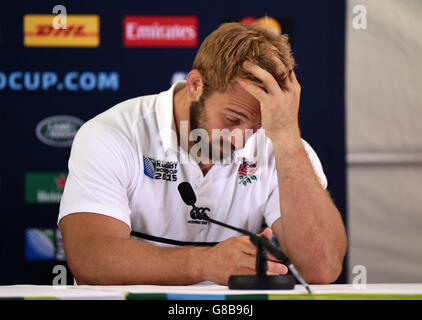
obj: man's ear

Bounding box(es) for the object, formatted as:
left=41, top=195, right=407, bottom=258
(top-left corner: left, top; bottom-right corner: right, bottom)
left=186, top=70, right=204, bottom=101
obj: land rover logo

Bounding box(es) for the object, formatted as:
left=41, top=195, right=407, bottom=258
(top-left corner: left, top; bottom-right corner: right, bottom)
left=36, top=115, right=84, bottom=147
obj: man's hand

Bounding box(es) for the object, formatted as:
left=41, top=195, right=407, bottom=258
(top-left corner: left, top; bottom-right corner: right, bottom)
left=238, top=60, right=301, bottom=143
left=201, top=228, right=288, bottom=285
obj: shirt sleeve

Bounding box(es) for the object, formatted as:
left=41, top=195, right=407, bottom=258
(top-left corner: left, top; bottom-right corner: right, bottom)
left=58, top=120, right=133, bottom=229
left=263, top=139, right=328, bottom=228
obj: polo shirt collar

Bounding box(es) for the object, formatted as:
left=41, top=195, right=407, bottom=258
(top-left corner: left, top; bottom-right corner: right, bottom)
left=156, top=81, right=185, bottom=158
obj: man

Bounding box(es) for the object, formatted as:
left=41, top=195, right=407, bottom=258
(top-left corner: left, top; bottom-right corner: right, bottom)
left=58, top=22, right=347, bottom=285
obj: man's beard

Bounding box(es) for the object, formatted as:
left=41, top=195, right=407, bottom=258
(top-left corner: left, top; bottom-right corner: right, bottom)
left=189, top=100, right=204, bottom=133
left=189, top=100, right=235, bottom=163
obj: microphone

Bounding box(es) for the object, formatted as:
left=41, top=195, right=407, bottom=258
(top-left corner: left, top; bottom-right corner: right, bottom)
left=178, top=182, right=311, bottom=293
left=178, top=182, right=197, bottom=206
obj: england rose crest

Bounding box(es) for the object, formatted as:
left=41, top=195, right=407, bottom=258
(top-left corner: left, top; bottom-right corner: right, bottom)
left=238, top=161, right=257, bottom=185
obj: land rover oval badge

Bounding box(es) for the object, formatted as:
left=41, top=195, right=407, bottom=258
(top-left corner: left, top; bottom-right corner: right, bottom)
left=36, top=115, right=84, bottom=147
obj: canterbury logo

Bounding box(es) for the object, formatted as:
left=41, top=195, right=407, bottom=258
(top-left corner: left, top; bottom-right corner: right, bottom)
left=190, top=207, right=210, bottom=220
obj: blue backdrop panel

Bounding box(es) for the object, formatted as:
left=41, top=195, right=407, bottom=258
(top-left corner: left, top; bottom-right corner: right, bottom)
left=0, top=0, right=346, bottom=284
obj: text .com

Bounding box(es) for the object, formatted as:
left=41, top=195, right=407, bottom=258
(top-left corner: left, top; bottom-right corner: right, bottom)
left=0, top=71, right=119, bottom=91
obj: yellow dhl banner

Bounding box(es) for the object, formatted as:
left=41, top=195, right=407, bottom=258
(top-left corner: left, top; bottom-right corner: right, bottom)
left=24, top=15, right=100, bottom=47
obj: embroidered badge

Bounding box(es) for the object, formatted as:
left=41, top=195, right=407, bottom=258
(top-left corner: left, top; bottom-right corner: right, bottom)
left=188, top=207, right=210, bottom=225
left=143, top=155, right=178, bottom=182
left=238, top=161, right=257, bottom=186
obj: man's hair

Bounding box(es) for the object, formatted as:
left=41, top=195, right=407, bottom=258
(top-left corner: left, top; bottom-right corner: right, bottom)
left=192, top=22, right=295, bottom=101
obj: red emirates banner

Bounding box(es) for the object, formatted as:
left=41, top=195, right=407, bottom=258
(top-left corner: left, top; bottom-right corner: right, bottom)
left=123, top=16, right=198, bottom=48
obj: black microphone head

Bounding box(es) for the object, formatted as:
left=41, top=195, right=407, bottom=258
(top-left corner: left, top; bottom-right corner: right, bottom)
left=178, top=182, right=197, bottom=206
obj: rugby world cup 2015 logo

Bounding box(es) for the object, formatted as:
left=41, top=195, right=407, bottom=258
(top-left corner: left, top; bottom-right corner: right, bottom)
left=238, top=161, right=257, bottom=186
left=143, top=155, right=178, bottom=182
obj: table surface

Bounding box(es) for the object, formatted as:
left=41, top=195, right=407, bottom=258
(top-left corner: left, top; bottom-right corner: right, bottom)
left=1, top=283, right=422, bottom=300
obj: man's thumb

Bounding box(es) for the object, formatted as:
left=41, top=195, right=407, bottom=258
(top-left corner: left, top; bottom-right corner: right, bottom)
left=260, top=227, right=273, bottom=239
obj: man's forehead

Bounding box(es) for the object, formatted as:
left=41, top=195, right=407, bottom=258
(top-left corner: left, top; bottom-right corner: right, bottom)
left=214, top=81, right=261, bottom=118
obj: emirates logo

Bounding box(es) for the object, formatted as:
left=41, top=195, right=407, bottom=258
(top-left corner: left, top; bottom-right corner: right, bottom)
left=123, top=16, right=198, bottom=48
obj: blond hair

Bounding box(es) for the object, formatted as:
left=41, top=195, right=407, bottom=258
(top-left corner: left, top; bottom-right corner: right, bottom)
left=192, top=22, right=295, bottom=100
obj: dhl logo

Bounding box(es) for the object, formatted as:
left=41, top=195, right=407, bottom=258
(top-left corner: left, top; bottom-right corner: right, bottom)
left=24, top=15, right=100, bottom=47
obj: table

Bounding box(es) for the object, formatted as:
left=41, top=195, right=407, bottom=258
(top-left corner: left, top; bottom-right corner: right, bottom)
left=1, top=283, right=422, bottom=300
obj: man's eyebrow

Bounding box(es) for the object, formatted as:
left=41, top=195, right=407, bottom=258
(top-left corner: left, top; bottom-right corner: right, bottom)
left=224, top=108, right=249, bottom=120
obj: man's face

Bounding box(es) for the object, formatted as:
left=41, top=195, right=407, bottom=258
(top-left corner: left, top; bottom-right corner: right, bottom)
left=189, top=81, right=262, bottom=163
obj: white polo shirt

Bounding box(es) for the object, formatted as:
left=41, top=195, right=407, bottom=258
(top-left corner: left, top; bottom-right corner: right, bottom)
left=58, top=81, right=327, bottom=247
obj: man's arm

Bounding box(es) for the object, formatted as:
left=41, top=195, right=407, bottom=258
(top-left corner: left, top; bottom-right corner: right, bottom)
left=60, top=213, right=204, bottom=285
left=60, top=212, right=286, bottom=285
left=270, top=141, right=347, bottom=284
left=239, top=61, right=347, bottom=284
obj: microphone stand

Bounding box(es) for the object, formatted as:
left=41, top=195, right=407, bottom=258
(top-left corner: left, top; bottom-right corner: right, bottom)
left=191, top=204, right=311, bottom=293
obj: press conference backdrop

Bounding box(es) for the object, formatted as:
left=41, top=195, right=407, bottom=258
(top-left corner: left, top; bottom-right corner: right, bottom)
left=0, top=0, right=346, bottom=285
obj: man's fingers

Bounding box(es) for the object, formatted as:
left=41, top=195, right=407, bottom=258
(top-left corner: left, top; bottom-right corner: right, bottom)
left=238, top=236, right=257, bottom=256
left=290, top=70, right=301, bottom=92
left=267, top=261, right=289, bottom=275
left=242, top=61, right=281, bottom=95
left=238, top=253, right=258, bottom=270
left=238, top=251, right=288, bottom=275
left=239, top=234, right=288, bottom=275
left=285, top=69, right=300, bottom=92
left=258, top=227, right=273, bottom=239
left=238, top=79, right=268, bottom=104
left=240, top=253, right=288, bottom=275
left=289, top=69, right=296, bottom=81
left=237, top=267, right=259, bottom=276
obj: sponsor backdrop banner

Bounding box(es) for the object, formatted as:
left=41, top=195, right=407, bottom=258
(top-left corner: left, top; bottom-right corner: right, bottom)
left=0, top=1, right=346, bottom=284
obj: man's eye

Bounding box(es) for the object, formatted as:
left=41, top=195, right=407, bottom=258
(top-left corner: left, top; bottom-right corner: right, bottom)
left=226, top=117, right=241, bottom=124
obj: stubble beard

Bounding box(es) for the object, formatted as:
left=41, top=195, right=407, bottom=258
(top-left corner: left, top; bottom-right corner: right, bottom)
left=189, top=100, right=234, bottom=164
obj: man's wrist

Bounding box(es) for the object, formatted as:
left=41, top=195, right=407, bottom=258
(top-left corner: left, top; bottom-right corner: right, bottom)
left=270, top=130, right=303, bottom=153
left=187, top=246, right=209, bottom=283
